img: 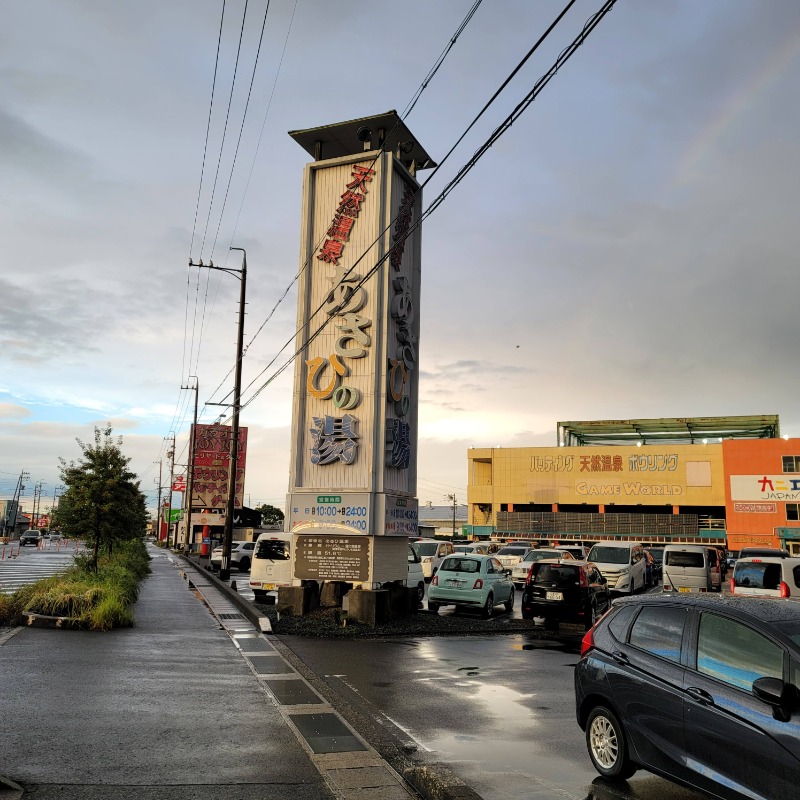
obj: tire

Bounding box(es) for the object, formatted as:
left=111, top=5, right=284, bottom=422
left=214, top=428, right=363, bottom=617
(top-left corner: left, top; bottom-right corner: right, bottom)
left=586, top=706, right=637, bottom=780
left=522, top=609, right=533, bottom=621
left=416, top=582, right=425, bottom=604
left=481, top=592, right=494, bottom=619
left=504, top=586, right=515, bottom=612
left=586, top=603, right=600, bottom=631
left=428, top=601, right=440, bottom=612
left=238, top=557, right=250, bottom=572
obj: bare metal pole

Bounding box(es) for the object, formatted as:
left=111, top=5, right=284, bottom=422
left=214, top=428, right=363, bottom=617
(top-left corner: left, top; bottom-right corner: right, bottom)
left=182, top=376, right=199, bottom=551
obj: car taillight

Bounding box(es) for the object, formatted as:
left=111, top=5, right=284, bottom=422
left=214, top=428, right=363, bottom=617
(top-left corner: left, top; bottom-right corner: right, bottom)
left=730, top=578, right=735, bottom=594
left=663, top=584, right=671, bottom=591
left=580, top=627, right=594, bottom=657
left=473, top=578, right=483, bottom=589
left=527, top=565, right=535, bottom=584
left=780, top=581, right=790, bottom=598
left=431, top=575, right=439, bottom=586
left=579, top=567, right=588, bottom=588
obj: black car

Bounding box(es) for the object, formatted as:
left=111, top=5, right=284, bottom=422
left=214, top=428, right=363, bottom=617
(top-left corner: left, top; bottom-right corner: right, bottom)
left=19, top=529, right=41, bottom=547
left=575, top=594, right=800, bottom=800
left=521, top=560, right=610, bottom=631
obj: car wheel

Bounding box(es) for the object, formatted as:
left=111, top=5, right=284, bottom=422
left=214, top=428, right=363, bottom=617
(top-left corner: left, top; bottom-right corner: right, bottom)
left=238, top=557, right=250, bottom=572
left=522, top=610, right=533, bottom=620
left=428, top=601, right=440, bottom=612
left=416, top=582, right=425, bottom=604
left=586, top=705, right=637, bottom=780
left=587, top=603, right=600, bottom=630
left=504, top=586, right=515, bottom=612
left=481, top=593, right=494, bottom=619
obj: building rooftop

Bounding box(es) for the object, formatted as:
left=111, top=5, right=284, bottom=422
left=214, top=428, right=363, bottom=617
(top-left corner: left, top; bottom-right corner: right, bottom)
left=557, top=415, right=780, bottom=447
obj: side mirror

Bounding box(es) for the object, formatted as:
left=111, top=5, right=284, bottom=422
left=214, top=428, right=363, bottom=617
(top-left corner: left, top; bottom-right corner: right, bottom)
left=753, top=677, right=794, bottom=721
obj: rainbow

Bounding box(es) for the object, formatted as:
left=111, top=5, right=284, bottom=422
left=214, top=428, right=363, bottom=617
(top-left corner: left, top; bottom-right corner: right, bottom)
left=673, top=28, right=800, bottom=186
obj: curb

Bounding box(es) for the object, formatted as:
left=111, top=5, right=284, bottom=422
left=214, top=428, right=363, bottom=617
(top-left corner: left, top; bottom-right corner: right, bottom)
left=0, top=774, right=23, bottom=800
left=178, top=555, right=272, bottom=632
left=403, top=766, right=484, bottom=800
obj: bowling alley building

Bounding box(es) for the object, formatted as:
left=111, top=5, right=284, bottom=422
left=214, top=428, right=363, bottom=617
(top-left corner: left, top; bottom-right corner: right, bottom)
left=465, top=415, right=800, bottom=554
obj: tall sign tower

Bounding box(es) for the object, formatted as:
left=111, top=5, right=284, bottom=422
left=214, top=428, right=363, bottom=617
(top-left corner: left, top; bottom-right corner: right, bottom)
left=287, top=112, right=434, bottom=588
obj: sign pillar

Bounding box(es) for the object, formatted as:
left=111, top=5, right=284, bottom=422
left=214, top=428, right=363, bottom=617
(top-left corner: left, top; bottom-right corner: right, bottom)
left=287, top=112, right=435, bottom=589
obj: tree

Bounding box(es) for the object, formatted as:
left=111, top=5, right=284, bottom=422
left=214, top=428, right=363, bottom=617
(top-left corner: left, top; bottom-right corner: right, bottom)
left=255, top=503, right=284, bottom=528
left=58, top=425, right=148, bottom=572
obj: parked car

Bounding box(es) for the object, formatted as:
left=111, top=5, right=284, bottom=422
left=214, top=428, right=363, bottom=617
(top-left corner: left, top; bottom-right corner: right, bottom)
left=428, top=554, right=515, bottom=617
left=407, top=545, right=425, bottom=604
left=739, top=546, right=791, bottom=559
left=662, top=544, right=721, bottom=594
left=410, top=539, right=455, bottom=581
left=586, top=541, right=646, bottom=594
left=249, top=532, right=293, bottom=603
left=19, top=529, right=42, bottom=547
left=510, top=548, right=575, bottom=587
left=731, top=555, right=800, bottom=599
left=556, top=545, right=590, bottom=560
left=48, top=531, right=63, bottom=541
left=521, top=560, right=609, bottom=631
left=494, top=545, right=532, bottom=570
left=575, top=594, right=800, bottom=799
left=210, top=540, right=256, bottom=572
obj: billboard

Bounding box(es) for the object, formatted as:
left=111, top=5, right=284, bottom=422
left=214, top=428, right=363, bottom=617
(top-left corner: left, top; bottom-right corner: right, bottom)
left=191, top=424, right=248, bottom=509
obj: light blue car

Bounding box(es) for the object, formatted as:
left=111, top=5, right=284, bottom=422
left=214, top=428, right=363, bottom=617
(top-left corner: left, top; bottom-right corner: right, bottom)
left=428, top=554, right=515, bottom=617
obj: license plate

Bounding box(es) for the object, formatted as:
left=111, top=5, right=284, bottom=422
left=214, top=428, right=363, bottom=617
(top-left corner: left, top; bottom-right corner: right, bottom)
left=678, top=587, right=691, bottom=593
left=446, top=579, right=464, bottom=588
left=546, top=591, right=564, bottom=601
left=262, top=583, right=276, bottom=590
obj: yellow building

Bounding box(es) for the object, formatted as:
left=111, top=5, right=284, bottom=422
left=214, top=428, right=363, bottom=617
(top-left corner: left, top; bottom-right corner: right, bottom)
left=467, top=416, right=783, bottom=548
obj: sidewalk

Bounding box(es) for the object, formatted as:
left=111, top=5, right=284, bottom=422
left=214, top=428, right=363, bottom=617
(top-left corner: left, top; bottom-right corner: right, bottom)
left=0, top=546, right=418, bottom=800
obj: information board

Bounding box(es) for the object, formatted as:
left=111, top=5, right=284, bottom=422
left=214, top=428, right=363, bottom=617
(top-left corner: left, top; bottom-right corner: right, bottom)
left=294, top=532, right=371, bottom=581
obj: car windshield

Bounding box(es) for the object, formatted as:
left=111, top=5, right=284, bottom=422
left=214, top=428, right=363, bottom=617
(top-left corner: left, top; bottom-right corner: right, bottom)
left=523, top=550, right=562, bottom=563
left=734, top=561, right=782, bottom=590
left=256, top=540, right=289, bottom=560
left=665, top=551, right=705, bottom=568
left=588, top=546, right=630, bottom=564
left=439, top=557, right=481, bottom=573
left=496, top=547, right=526, bottom=556
left=531, top=564, right=581, bottom=587
left=412, top=542, right=439, bottom=557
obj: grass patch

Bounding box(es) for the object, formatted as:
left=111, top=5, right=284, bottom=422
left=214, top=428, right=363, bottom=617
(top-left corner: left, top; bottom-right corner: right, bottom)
left=0, top=539, right=151, bottom=631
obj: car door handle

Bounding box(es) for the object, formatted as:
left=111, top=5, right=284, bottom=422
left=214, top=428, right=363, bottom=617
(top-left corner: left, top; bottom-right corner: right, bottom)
left=611, top=651, right=630, bottom=666
left=685, top=687, right=715, bottom=706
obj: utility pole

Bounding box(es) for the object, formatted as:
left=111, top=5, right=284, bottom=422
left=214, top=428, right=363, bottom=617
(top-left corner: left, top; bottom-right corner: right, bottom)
left=181, top=376, right=199, bottom=552
left=155, top=460, right=163, bottom=542
left=447, top=493, right=457, bottom=539
left=33, top=480, right=46, bottom=529
left=190, top=247, right=247, bottom=581
left=5, top=469, right=28, bottom=537
left=166, top=434, right=176, bottom=548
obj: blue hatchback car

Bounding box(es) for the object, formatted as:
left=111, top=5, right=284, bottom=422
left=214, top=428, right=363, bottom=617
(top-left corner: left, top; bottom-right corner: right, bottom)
left=428, top=554, right=515, bottom=617
left=575, top=594, right=800, bottom=800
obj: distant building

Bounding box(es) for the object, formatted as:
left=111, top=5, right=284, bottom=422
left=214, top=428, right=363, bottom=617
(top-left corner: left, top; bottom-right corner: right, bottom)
left=466, top=414, right=799, bottom=553
left=418, top=501, right=468, bottom=539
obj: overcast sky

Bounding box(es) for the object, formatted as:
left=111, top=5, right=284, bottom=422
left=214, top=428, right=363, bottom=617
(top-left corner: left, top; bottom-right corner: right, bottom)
left=2, top=0, right=799, bottom=517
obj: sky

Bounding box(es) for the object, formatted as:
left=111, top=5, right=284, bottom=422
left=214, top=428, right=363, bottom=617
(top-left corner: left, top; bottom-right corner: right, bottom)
left=2, top=0, right=799, bottom=518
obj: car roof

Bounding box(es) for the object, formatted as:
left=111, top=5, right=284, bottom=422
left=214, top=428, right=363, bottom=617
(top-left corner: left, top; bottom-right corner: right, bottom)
left=736, top=555, right=800, bottom=565
left=612, top=592, right=800, bottom=624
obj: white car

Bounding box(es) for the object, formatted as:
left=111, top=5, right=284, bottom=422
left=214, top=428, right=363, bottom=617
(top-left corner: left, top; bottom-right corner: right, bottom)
left=731, top=555, right=800, bottom=598
left=210, top=541, right=256, bottom=572
left=407, top=545, right=425, bottom=603
left=411, top=539, right=455, bottom=581
left=494, top=545, right=532, bottom=570
left=511, top=548, right=575, bottom=587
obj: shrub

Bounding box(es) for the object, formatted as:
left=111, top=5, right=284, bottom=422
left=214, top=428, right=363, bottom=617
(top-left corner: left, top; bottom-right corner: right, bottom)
left=0, top=538, right=151, bottom=629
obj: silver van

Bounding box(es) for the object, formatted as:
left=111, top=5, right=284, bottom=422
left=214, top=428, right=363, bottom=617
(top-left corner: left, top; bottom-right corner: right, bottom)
left=662, top=544, right=721, bottom=593
left=586, top=541, right=646, bottom=593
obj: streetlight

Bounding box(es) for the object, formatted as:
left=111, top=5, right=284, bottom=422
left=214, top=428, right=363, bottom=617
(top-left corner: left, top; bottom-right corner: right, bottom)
left=190, top=247, right=247, bottom=580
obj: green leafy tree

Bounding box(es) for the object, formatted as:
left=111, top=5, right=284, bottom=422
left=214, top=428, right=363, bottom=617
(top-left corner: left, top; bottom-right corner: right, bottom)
left=58, top=425, right=148, bottom=572
left=255, top=503, right=284, bottom=528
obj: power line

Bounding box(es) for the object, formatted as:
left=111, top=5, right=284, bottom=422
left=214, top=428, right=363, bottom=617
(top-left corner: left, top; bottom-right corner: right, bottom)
left=204, top=2, right=486, bottom=410
left=236, top=0, right=615, bottom=414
